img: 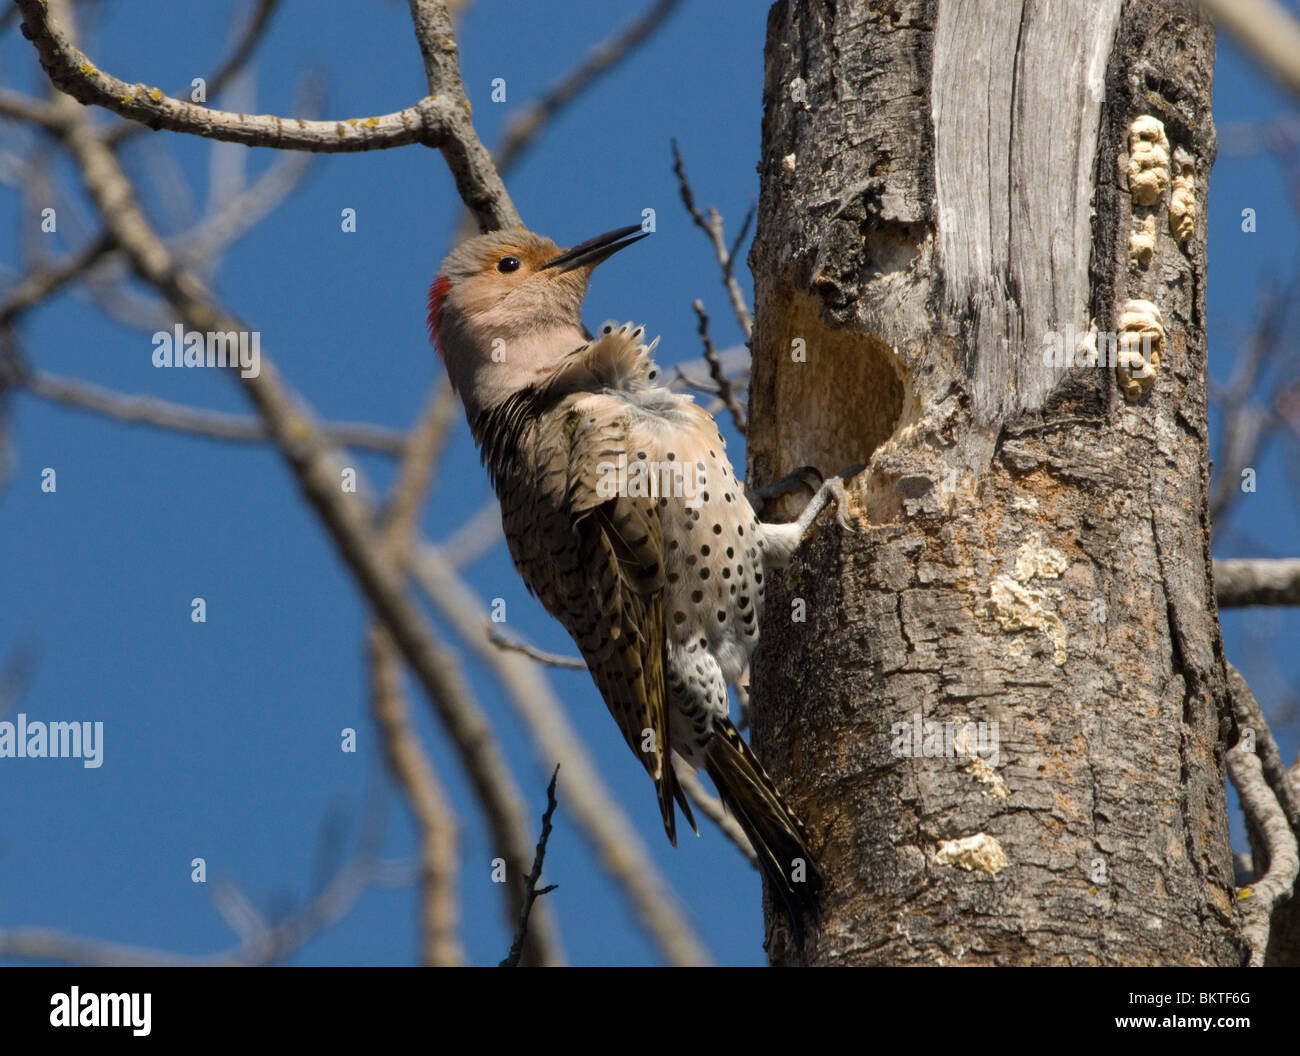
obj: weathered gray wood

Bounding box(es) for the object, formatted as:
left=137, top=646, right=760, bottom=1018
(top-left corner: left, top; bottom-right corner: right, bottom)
left=748, top=0, right=1239, bottom=965
left=933, top=0, right=1120, bottom=421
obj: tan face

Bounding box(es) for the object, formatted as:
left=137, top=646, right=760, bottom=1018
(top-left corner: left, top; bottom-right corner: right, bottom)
left=431, top=225, right=647, bottom=413
left=434, top=231, right=589, bottom=340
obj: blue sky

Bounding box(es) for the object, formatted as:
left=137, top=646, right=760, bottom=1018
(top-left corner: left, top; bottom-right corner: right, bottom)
left=1, top=1, right=1296, bottom=966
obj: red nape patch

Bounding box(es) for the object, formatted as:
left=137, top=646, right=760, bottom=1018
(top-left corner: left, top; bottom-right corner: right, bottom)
left=426, top=276, right=451, bottom=355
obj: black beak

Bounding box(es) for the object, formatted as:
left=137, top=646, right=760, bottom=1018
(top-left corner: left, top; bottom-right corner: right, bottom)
left=541, top=224, right=649, bottom=273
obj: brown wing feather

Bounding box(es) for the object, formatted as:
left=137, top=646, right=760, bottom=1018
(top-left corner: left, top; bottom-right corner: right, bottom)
left=534, top=387, right=693, bottom=844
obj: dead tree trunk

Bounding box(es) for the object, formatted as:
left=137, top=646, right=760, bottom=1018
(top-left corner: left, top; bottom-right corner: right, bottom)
left=748, top=0, right=1242, bottom=965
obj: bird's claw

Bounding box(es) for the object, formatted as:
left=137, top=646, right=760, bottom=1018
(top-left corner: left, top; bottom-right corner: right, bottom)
left=824, top=476, right=861, bottom=533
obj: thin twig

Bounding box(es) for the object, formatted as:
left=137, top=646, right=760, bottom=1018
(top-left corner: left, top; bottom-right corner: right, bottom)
left=1209, top=281, right=1291, bottom=523
left=693, top=299, right=747, bottom=434
left=0, top=233, right=115, bottom=327
left=500, top=766, right=561, bottom=967
left=0, top=809, right=403, bottom=966
left=107, top=0, right=284, bottom=148
left=485, top=618, right=758, bottom=872
left=486, top=623, right=588, bottom=669
left=494, top=0, right=683, bottom=177
left=671, top=138, right=753, bottom=338
left=452, top=0, right=680, bottom=242
left=411, top=542, right=712, bottom=965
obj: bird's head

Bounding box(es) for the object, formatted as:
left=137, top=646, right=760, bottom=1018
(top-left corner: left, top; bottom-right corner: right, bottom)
left=428, top=224, right=647, bottom=417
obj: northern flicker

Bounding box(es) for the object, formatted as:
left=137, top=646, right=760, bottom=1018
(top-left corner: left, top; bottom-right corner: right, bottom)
left=428, top=224, right=853, bottom=937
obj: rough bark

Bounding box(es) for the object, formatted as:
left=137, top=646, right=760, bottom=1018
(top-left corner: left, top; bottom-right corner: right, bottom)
left=748, top=0, right=1241, bottom=966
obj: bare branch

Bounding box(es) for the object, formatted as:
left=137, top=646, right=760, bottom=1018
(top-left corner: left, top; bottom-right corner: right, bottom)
left=411, top=542, right=713, bottom=965
left=12, top=0, right=500, bottom=181
left=1215, top=558, right=1300, bottom=608
left=405, top=0, right=519, bottom=230
left=493, top=0, right=683, bottom=176
left=671, top=139, right=753, bottom=338
left=1209, top=281, right=1291, bottom=523
left=1228, top=663, right=1300, bottom=832
left=692, top=299, right=747, bottom=434
left=436, top=500, right=504, bottom=567
left=0, top=233, right=114, bottom=327
left=6, top=364, right=408, bottom=453
left=368, top=377, right=467, bottom=966
left=369, top=626, right=464, bottom=966
left=500, top=767, right=561, bottom=967
left=180, top=145, right=313, bottom=270
left=1229, top=743, right=1298, bottom=966
left=107, top=0, right=284, bottom=148
left=1200, top=0, right=1300, bottom=97
left=486, top=623, right=587, bottom=670
left=484, top=621, right=759, bottom=872
left=26, top=23, right=555, bottom=962
left=0, top=87, right=61, bottom=128
left=1225, top=663, right=1299, bottom=966
left=0, top=820, right=404, bottom=966
left=677, top=769, right=757, bottom=867
left=380, top=377, right=459, bottom=541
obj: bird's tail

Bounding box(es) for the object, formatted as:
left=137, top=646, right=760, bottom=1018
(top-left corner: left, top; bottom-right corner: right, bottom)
left=704, top=718, right=823, bottom=944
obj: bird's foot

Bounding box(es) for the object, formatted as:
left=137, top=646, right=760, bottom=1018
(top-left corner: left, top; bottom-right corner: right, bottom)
left=747, top=465, right=825, bottom=516
left=795, top=473, right=863, bottom=535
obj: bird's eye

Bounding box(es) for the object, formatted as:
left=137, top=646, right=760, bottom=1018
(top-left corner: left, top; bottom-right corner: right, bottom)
left=497, top=256, right=521, bottom=274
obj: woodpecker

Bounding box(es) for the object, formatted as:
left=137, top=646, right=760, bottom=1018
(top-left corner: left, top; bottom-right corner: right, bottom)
left=428, top=224, right=852, bottom=938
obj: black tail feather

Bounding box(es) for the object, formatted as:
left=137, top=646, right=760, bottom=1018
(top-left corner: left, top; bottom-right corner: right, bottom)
left=704, top=718, right=823, bottom=947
